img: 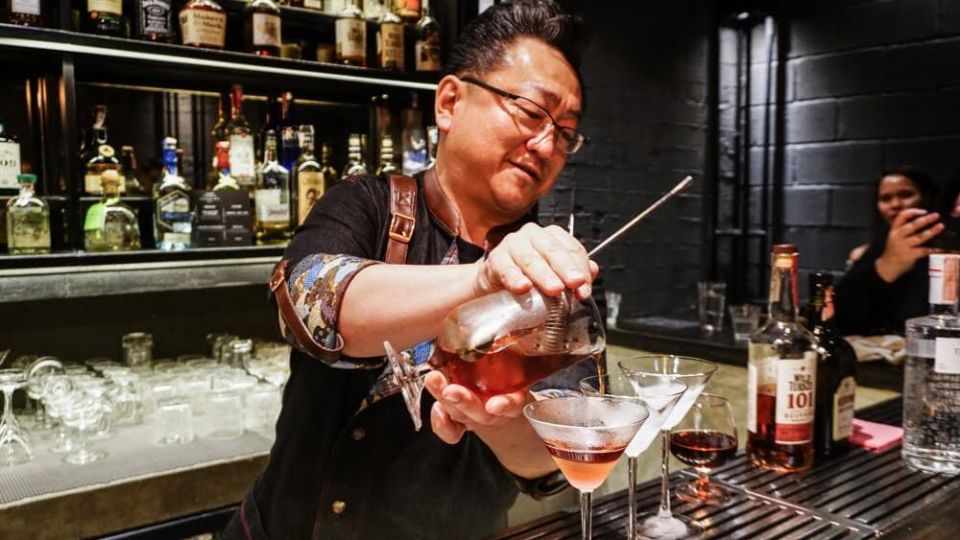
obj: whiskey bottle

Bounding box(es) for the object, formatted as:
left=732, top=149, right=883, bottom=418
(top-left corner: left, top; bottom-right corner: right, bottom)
left=0, top=118, right=21, bottom=191
left=377, top=4, right=404, bottom=70
left=6, top=174, right=50, bottom=254
left=342, top=132, right=368, bottom=179
left=255, top=130, right=292, bottom=244
left=376, top=131, right=398, bottom=175
left=807, top=272, right=857, bottom=458
left=226, top=85, right=256, bottom=191
left=179, top=0, right=226, bottom=50
left=213, top=141, right=240, bottom=191
left=84, top=0, right=126, bottom=37
left=133, top=0, right=173, bottom=42
left=5, top=0, right=42, bottom=26
left=336, top=0, right=367, bottom=66
left=747, top=244, right=817, bottom=472
left=293, top=125, right=323, bottom=225
left=278, top=92, right=300, bottom=172
left=153, top=137, right=193, bottom=250
left=85, top=138, right=123, bottom=195
left=415, top=0, right=440, bottom=71
left=903, top=253, right=960, bottom=474
left=245, top=0, right=282, bottom=57
left=392, top=0, right=419, bottom=23
left=84, top=169, right=141, bottom=252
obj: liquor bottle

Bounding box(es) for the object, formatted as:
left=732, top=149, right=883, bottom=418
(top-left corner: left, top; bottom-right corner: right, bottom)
left=83, top=0, right=126, bottom=36
left=747, top=244, right=817, bottom=472
left=376, top=131, right=398, bottom=175
left=335, top=0, right=367, bottom=66
left=342, top=132, right=368, bottom=179
left=255, top=130, right=292, bottom=244
left=903, top=253, right=960, bottom=474
left=392, top=0, right=419, bottom=23
left=377, top=4, right=404, bottom=70
left=415, top=0, right=440, bottom=71
left=426, top=125, right=438, bottom=167
left=0, top=119, right=21, bottom=191
left=84, top=136, right=123, bottom=195
left=133, top=0, right=173, bottom=42
left=401, top=94, right=427, bottom=175
left=206, top=93, right=228, bottom=189
left=179, top=0, right=226, bottom=50
left=6, top=174, right=50, bottom=254
left=153, top=137, right=193, bottom=250
left=278, top=92, right=300, bottom=172
left=213, top=140, right=240, bottom=191
left=807, top=272, right=857, bottom=458
left=226, top=85, right=256, bottom=191
left=293, top=125, right=323, bottom=225
left=120, top=146, right=145, bottom=194
left=245, top=0, right=282, bottom=57
left=84, top=169, right=141, bottom=252
left=5, top=0, right=42, bottom=26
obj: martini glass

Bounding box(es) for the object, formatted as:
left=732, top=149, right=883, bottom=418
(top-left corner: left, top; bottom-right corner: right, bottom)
left=524, top=395, right=649, bottom=540
left=620, top=355, right=718, bottom=539
left=386, top=288, right=606, bottom=431
left=0, top=368, right=32, bottom=466
left=579, top=373, right=686, bottom=540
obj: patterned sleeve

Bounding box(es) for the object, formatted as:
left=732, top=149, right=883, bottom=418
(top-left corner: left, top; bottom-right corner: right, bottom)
left=279, top=253, right=382, bottom=369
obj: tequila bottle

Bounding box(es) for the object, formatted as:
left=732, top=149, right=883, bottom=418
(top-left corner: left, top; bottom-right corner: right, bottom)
left=153, top=137, right=193, bottom=250
left=227, top=85, right=256, bottom=191
left=415, top=0, right=440, bottom=71
left=747, top=244, right=817, bottom=472
left=255, top=130, right=292, bottom=244
left=903, top=253, right=960, bottom=474
left=6, top=174, right=50, bottom=254
left=0, top=118, right=21, bottom=191
left=336, top=0, right=367, bottom=66
left=342, top=133, right=368, bottom=179
left=85, top=138, right=123, bottom=195
left=293, top=126, right=322, bottom=225
left=84, top=170, right=141, bottom=252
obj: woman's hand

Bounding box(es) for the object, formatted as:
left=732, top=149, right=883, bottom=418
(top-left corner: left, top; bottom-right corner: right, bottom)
left=473, top=223, right=599, bottom=300
left=424, top=371, right=530, bottom=444
left=876, top=208, right=943, bottom=282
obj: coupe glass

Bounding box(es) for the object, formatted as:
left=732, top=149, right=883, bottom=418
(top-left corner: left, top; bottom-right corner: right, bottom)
left=671, top=394, right=738, bottom=504
left=620, top=355, right=718, bottom=540
left=0, top=368, right=32, bottom=466
left=387, top=289, right=605, bottom=430
left=524, top=396, right=648, bottom=540
left=579, top=373, right=686, bottom=540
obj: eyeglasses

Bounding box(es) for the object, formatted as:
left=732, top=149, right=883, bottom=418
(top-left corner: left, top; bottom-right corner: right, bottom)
left=460, top=76, right=587, bottom=155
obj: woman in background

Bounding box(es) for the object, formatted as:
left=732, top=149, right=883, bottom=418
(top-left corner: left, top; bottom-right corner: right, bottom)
left=834, top=167, right=942, bottom=336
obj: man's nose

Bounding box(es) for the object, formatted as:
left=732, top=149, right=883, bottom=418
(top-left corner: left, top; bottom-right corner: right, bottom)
left=526, top=128, right=558, bottom=159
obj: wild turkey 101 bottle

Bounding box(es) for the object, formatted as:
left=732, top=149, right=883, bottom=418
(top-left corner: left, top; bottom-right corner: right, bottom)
left=747, top=244, right=818, bottom=472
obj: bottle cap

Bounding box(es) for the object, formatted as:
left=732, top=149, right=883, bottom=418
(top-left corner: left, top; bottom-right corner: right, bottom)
left=17, top=173, right=37, bottom=183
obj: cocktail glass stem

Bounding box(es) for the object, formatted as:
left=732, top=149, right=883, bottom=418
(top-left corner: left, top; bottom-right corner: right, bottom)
left=2, top=388, right=18, bottom=432
left=580, top=490, right=593, bottom=540
left=627, top=455, right=638, bottom=539
left=658, top=431, right=672, bottom=519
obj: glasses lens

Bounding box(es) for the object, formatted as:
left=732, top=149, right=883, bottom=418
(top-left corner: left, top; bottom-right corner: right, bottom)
left=559, top=129, right=584, bottom=154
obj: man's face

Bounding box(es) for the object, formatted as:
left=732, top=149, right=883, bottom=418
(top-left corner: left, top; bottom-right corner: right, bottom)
left=443, top=37, right=582, bottom=220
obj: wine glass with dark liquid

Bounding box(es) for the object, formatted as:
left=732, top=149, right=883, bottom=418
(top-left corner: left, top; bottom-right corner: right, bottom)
left=670, top=394, right=738, bottom=505
left=385, top=288, right=605, bottom=430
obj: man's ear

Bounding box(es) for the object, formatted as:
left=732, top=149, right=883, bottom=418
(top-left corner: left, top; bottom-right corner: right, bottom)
left=435, top=75, right=461, bottom=133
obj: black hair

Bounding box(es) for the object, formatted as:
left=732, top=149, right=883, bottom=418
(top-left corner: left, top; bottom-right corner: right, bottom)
left=868, top=166, right=940, bottom=242
left=446, top=0, right=587, bottom=80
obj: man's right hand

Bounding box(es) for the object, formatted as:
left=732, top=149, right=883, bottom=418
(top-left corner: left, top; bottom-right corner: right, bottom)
left=474, top=223, right=599, bottom=300
left=876, top=208, right=944, bottom=283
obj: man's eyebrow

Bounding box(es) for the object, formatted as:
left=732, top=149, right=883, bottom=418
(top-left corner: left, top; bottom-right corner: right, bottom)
left=529, top=84, right=581, bottom=119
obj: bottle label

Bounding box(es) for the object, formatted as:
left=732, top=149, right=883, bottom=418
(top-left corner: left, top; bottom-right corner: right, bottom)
left=252, top=13, right=282, bottom=47
left=84, top=202, right=108, bottom=232
left=929, top=253, right=960, bottom=305
left=229, top=134, right=256, bottom=184
left=304, top=0, right=324, bottom=8
left=0, top=140, right=20, bottom=190
left=11, top=0, right=41, bottom=16
left=9, top=206, right=50, bottom=249
left=89, top=0, right=122, bottom=15
left=179, top=9, right=227, bottom=48
left=297, top=171, right=324, bottom=224
left=379, top=23, right=405, bottom=69
left=774, top=354, right=816, bottom=444
left=935, top=337, right=960, bottom=374
left=157, top=190, right=193, bottom=237
left=833, top=376, right=856, bottom=441
left=139, top=0, right=172, bottom=36
left=336, top=17, right=366, bottom=61
left=416, top=40, right=441, bottom=71
left=256, top=188, right=291, bottom=225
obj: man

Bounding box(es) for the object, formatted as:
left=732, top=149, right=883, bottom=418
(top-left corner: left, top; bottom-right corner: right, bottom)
left=224, top=2, right=595, bottom=538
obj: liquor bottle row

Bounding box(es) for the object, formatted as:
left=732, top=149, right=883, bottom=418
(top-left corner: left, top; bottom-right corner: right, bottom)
left=746, top=244, right=858, bottom=472
left=0, top=0, right=441, bottom=72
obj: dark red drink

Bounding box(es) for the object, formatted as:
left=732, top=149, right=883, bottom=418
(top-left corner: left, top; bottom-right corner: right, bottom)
left=670, top=430, right=738, bottom=469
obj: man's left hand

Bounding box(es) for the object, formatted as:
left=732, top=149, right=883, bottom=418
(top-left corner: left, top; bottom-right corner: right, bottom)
left=424, top=371, right=531, bottom=444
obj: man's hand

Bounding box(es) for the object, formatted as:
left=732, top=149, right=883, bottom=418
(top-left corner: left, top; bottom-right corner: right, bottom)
left=474, top=223, right=599, bottom=301
left=876, top=208, right=943, bottom=282
left=424, top=371, right=529, bottom=444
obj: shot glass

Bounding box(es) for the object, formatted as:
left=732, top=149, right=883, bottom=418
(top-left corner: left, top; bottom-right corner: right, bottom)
left=697, top=281, right=727, bottom=333
left=203, top=390, right=244, bottom=440
left=154, top=397, right=194, bottom=445
left=728, top=304, right=761, bottom=341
